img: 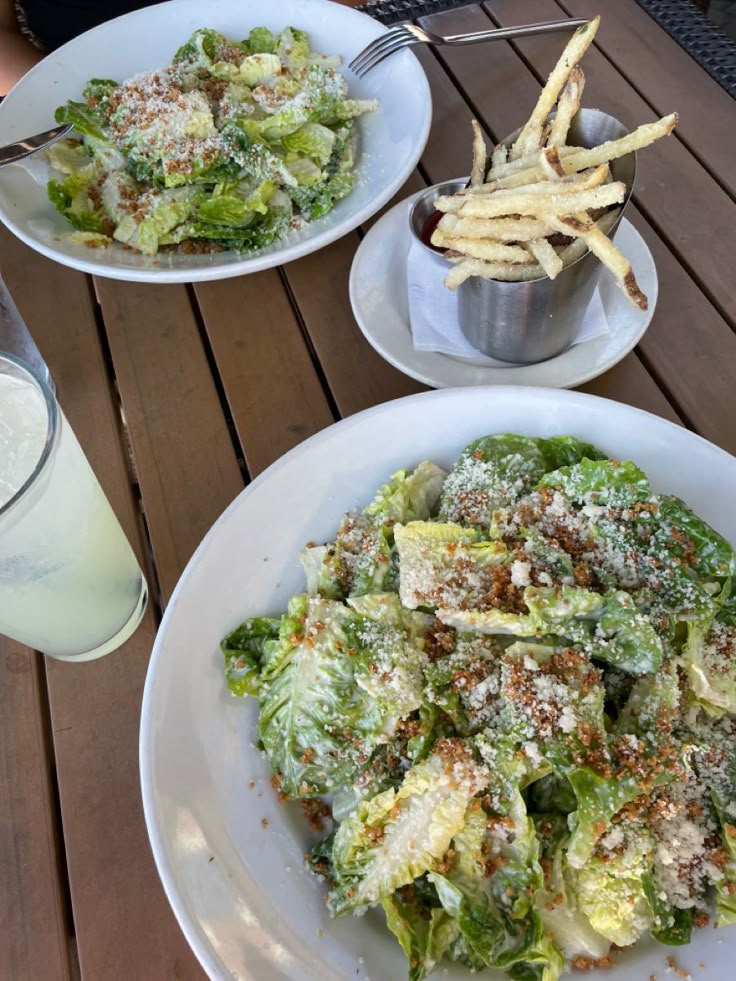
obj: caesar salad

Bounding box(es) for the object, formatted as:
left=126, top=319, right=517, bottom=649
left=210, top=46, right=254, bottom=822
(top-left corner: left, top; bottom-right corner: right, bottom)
left=222, top=433, right=736, bottom=979
left=45, top=26, right=377, bottom=256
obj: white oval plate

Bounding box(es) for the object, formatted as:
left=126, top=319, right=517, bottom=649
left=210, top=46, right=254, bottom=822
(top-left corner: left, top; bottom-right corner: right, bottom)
left=141, top=386, right=735, bottom=980
left=0, top=0, right=431, bottom=283
left=349, top=192, right=657, bottom=388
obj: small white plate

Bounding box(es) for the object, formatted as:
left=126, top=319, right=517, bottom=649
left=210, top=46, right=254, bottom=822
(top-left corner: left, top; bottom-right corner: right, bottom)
left=349, top=192, right=657, bottom=389
left=0, top=0, right=431, bottom=283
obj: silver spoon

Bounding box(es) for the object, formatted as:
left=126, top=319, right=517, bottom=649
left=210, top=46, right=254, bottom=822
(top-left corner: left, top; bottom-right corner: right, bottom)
left=0, top=123, right=74, bottom=167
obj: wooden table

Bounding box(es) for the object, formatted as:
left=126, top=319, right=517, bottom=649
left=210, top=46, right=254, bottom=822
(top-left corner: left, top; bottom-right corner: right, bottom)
left=2, top=1, right=735, bottom=977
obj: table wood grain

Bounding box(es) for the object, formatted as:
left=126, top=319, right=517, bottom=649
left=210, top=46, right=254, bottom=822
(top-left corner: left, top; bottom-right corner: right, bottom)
left=1, top=1, right=734, bottom=977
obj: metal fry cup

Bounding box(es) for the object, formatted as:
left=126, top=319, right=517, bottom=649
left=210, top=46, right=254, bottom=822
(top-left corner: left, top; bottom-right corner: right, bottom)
left=410, top=109, right=636, bottom=364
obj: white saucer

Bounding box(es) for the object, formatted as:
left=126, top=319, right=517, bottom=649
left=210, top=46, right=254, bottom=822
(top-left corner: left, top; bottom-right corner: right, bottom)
left=349, top=192, right=658, bottom=389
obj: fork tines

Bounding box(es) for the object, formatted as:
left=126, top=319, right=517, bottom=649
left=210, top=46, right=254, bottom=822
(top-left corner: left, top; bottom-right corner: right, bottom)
left=349, top=24, right=417, bottom=77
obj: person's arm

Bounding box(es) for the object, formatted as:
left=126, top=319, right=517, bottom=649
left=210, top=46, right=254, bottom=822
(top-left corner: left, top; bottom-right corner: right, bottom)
left=0, top=0, right=43, bottom=96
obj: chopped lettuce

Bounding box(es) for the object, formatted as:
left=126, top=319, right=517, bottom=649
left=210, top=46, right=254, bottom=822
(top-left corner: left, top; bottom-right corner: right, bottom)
left=221, top=432, right=736, bottom=980
left=566, top=825, right=653, bottom=947
left=383, top=887, right=459, bottom=981
left=257, top=596, right=388, bottom=798
left=684, top=613, right=736, bottom=715
left=49, top=25, right=377, bottom=256
left=431, top=791, right=565, bottom=978
left=439, top=434, right=605, bottom=528
left=221, top=615, right=279, bottom=696
left=328, top=747, right=489, bottom=913
left=299, top=462, right=446, bottom=601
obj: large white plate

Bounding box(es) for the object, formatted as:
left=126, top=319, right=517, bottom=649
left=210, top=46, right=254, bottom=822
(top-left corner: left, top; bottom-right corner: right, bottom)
left=141, top=386, right=736, bottom=980
left=349, top=193, right=657, bottom=388
left=0, top=0, right=431, bottom=283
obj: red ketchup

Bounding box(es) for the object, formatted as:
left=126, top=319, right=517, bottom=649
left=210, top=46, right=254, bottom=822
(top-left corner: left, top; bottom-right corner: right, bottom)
left=420, top=211, right=446, bottom=253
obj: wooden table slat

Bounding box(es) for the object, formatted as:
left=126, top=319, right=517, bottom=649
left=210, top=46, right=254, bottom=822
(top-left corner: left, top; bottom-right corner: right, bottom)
left=282, top=229, right=428, bottom=418
left=194, top=270, right=335, bottom=478
left=0, top=228, right=204, bottom=980
left=627, top=202, right=736, bottom=453
left=557, top=0, right=736, bottom=200
left=95, top=280, right=245, bottom=603
left=575, top=350, right=681, bottom=424
left=0, top=639, right=71, bottom=981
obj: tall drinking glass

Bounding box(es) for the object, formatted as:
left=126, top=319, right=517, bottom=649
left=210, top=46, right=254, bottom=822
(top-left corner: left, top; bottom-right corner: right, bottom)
left=0, top=352, right=147, bottom=660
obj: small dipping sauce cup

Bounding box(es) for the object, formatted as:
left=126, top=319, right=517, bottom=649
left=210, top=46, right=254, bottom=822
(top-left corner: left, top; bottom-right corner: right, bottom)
left=409, top=108, right=636, bottom=364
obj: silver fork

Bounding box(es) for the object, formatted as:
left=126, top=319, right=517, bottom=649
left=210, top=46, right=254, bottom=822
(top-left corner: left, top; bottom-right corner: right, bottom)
left=349, top=18, right=589, bottom=77
left=0, top=123, right=73, bottom=167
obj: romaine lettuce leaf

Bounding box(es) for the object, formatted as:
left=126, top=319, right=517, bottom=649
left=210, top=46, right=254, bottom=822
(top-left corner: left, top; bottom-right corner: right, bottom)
left=534, top=814, right=612, bottom=960
left=423, top=632, right=505, bottom=736
left=282, top=121, right=336, bottom=166
left=277, top=27, right=313, bottom=70
left=567, top=666, right=681, bottom=867
left=439, top=434, right=604, bottom=528
left=257, top=596, right=389, bottom=798
left=159, top=187, right=292, bottom=252
left=642, top=873, right=693, bottom=945
left=221, top=615, right=279, bottom=696
left=497, top=641, right=607, bottom=777
left=248, top=27, right=277, bottom=55
left=328, top=745, right=489, bottom=914
left=46, top=138, right=89, bottom=174
left=578, top=590, right=664, bottom=675
left=394, top=520, right=507, bottom=612
left=365, top=461, right=446, bottom=528
left=54, top=100, right=109, bottom=144
left=383, top=887, right=459, bottom=981
left=196, top=179, right=275, bottom=226
left=113, top=186, right=199, bottom=255
left=344, top=593, right=429, bottom=718
left=684, top=615, right=736, bottom=715
left=48, top=175, right=106, bottom=234
left=289, top=169, right=354, bottom=221
left=430, top=791, right=565, bottom=978
left=301, top=462, right=446, bottom=601
left=566, top=824, right=653, bottom=947
left=441, top=584, right=604, bottom=637
left=538, top=458, right=651, bottom=509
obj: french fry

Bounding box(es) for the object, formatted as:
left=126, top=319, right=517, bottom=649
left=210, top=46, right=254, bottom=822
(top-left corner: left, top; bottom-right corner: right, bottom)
left=527, top=238, right=563, bottom=279
left=487, top=144, right=580, bottom=181
left=445, top=257, right=545, bottom=290
left=433, top=16, right=671, bottom=294
left=454, top=183, right=624, bottom=220
left=436, top=213, right=554, bottom=241
left=540, top=146, right=566, bottom=180
left=562, top=114, right=677, bottom=172
left=510, top=16, right=600, bottom=159
left=490, top=162, right=610, bottom=198
left=488, top=114, right=678, bottom=191
left=548, top=212, right=648, bottom=309
left=490, top=142, right=508, bottom=171
left=555, top=208, right=621, bottom=265
left=444, top=208, right=624, bottom=287
left=590, top=206, right=621, bottom=237
left=431, top=234, right=531, bottom=263
left=556, top=236, right=589, bottom=267
left=470, top=120, right=487, bottom=188
left=548, top=67, right=585, bottom=147
left=450, top=162, right=610, bottom=202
